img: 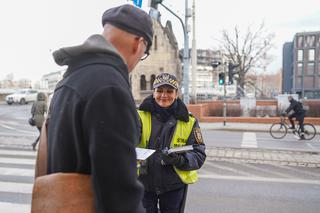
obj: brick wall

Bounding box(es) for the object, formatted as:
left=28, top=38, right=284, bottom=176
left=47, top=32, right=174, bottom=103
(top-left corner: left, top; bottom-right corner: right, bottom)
left=188, top=99, right=320, bottom=125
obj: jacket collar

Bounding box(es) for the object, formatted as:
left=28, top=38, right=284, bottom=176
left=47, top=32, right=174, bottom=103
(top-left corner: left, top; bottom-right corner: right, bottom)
left=52, top=34, right=124, bottom=66
left=139, top=95, right=189, bottom=122
left=53, top=36, right=130, bottom=87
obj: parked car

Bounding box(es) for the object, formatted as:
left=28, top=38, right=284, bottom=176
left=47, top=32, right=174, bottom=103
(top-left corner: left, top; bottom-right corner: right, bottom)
left=5, top=89, right=38, bottom=105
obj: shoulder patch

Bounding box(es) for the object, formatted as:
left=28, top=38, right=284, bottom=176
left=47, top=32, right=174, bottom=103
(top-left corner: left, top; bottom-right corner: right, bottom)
left=188, top=112, right=196, bottom=118
left=193, top=127, right=203, bottom=144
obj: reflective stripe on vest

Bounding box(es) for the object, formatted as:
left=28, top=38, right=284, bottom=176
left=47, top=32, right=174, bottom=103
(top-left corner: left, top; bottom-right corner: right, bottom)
left=137, top=110, right=198, bottom=184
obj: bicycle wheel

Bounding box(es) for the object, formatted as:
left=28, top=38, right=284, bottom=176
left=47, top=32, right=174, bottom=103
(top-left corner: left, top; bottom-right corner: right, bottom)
left=270, top=123, right=287, bottom=139
left=301, top=123, right=316, bottom=140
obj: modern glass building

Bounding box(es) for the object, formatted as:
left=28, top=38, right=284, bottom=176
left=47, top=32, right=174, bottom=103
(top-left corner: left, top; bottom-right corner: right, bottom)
left=283, top=31, right=320, bottom=99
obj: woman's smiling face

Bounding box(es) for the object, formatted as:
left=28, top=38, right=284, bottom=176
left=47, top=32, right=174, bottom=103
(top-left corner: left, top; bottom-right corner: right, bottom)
left=153, top=86, right=178, bottom=108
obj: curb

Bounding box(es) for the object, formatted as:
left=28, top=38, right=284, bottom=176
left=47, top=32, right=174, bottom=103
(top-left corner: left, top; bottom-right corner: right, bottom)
left=203, top=127, right=270, bottom=133
left=203, top=127, right=320, bottom=135
left=200, top=123, right=320, bottom=134
left=205, top=146, right=320, bottom=168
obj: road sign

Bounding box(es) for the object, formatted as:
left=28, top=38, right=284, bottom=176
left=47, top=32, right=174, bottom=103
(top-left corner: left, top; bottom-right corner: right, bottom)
left=133, top=0, right=143, bottom=8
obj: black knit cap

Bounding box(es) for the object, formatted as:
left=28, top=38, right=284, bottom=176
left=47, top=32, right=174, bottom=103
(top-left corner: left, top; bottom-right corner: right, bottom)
left=102, top=4, right=154, bottom=52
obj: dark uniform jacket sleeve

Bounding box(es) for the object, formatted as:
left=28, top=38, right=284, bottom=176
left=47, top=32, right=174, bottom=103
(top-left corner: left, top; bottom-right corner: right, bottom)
left=175, top=119, right=206, bottom=171
left=83, top=86, right=145, bottom=213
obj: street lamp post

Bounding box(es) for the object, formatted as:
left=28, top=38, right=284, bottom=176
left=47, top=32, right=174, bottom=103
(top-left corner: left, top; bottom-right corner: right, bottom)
left=157, top=0, right=190, bottom=104
left=212, top=59, right=227, bottom=126
left=222, top=62, right=227, bottom=126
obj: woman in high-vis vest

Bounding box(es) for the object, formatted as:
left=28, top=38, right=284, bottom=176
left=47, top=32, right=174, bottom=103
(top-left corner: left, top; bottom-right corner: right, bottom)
left=137, top=73, right=206, bottom=213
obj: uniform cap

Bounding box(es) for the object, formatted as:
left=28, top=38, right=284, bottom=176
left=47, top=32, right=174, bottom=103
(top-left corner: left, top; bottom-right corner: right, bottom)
left=153, top=73, right=179, bottom=89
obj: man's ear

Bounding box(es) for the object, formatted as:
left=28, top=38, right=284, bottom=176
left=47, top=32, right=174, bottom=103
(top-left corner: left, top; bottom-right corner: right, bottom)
left=132, top=39, right=139, bottom=54
left=132, top=37, right=143, bottom=55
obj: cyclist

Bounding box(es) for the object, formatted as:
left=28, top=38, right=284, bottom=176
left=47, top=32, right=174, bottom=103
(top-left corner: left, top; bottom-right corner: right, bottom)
left=285, top=96, right=306, bottom=140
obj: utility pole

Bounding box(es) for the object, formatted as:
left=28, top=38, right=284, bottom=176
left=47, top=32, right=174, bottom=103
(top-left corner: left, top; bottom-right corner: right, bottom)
left=191, top=0, right=197, bottom=104
left=152, top=0, right=191, bottom=104
left=212, top=54, right=227, bottom=126
left=183, top=0, right=190, bottom=104
left=223, top=61, right=227, bottom=126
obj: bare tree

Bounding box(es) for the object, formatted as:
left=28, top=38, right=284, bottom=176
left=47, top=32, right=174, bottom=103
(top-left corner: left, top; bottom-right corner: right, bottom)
left=220, top=22, right=274, bottom=97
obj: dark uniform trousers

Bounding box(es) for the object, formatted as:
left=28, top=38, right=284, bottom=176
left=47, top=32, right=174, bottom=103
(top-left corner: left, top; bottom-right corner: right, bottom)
left=142, top=186, right=186, bottom=213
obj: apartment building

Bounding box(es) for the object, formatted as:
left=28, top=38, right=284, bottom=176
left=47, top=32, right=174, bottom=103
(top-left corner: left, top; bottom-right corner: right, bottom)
left=283, top=31, right=320, bottom=99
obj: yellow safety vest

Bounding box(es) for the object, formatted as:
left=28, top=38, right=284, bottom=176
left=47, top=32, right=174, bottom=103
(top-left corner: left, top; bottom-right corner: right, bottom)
left=137, top=110, right=198, bottom=184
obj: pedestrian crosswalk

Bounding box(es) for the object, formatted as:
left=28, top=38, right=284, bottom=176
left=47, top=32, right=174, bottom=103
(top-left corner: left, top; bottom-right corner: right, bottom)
left=0, top=119, right=36, bottom=137
left=0, top=140, right=319, bottom=212
left=0, top=147, right=36, bottom=213
left=241, top=132, right=257, bottom=148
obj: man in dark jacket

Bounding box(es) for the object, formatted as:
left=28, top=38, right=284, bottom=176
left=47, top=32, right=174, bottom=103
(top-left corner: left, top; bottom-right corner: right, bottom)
left=48, top=4, right=153, bottom=212
left=285, top=96, right=305, bottom=139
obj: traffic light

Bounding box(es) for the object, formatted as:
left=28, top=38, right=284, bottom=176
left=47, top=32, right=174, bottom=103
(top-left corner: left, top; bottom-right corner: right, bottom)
left=218, top=73, right=225, bottom=85
left=228, top=63, right=239, bottom=84
left=150, top=0, right=163, bottom=9
left=211, top=61, right=221, bottom=68
left=132, top=0, right=143, bottom=7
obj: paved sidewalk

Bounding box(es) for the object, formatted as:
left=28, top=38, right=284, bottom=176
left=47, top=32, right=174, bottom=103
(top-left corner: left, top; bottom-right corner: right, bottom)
left=200, top=122, right=320, bottom=133
left=206, top=146, right=320, bottom=168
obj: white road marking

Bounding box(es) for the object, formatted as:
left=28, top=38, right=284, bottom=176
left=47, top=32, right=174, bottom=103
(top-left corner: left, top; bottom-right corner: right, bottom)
left=276, top=164, right=320, bottom=178
left=0, top=120, right=36, bottom=134
left=204, top=161, right=256, bottom=177
left=0, top=167, right=34, bottom=177
left=0, top=148, right=34, bottom=212
left=235, top=162, right=297, bottom=179
left=0, top=181, right=33, bottom=194
left=17, top=130, right=36, bottom=134
left=0, top=202, right=30, bottom=213
left=0, top=124, right=15, bottom=130
left=15, top=117, right=30, bottom=120
left=0, top=157, right=35, bottom=165
left=199, top=174, right=320, bottom=185
left=0, top=132, right=35, bottom=137
left=0, top=149, right=36, bottom=157
left=305, top=142, right=320, bottom=151
left=241, top=132, right=257, bottom=148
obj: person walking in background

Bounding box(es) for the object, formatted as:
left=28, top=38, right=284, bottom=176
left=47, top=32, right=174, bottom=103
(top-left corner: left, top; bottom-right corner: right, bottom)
left=31, top=92, right=47, bottom=151
left=137, top=73, right=206, bottom=213
left=48, top=4, right=153, bottom=212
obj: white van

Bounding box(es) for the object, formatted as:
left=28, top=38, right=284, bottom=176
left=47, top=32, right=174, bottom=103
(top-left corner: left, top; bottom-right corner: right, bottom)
left=5, top=89, right=38, bottom=105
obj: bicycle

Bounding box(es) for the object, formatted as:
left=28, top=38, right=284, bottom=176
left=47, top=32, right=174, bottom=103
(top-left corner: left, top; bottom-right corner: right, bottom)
left=269, top=116, right=316, bottom=140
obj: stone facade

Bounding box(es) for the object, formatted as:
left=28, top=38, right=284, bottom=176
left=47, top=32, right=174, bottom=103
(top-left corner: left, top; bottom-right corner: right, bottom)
left=130, top=19, right=182, bottom=103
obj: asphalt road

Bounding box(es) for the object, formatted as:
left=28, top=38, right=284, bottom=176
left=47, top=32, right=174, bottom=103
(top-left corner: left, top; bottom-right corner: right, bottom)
left=202, top=130, right=320, bottom=152
left=0, top=103, right=36, bottom=138
left=0, top=103, right=320, bottom=213
left=186, top=177, right=320, bottom=213
left=185, top=160, right=320, bottom=213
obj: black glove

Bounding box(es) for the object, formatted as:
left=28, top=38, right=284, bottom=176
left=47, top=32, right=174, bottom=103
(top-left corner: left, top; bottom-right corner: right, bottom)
left=160, top=152, right=184, bottom=166
left=138, top=160, right=148, bottom=175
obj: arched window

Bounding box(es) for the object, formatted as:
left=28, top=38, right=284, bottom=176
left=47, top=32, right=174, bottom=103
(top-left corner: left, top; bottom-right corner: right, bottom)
left=154, top=35, right=158, bottom=50
left=140, top=75, right=146, bottom=90
left=129, top=73, right=132, bottom=87
left=150, top=74, right=156, bottom=90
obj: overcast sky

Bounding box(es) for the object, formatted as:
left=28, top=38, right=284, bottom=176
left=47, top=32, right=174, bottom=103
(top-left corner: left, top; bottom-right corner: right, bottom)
left=0, top=0, right=319, bottom=82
